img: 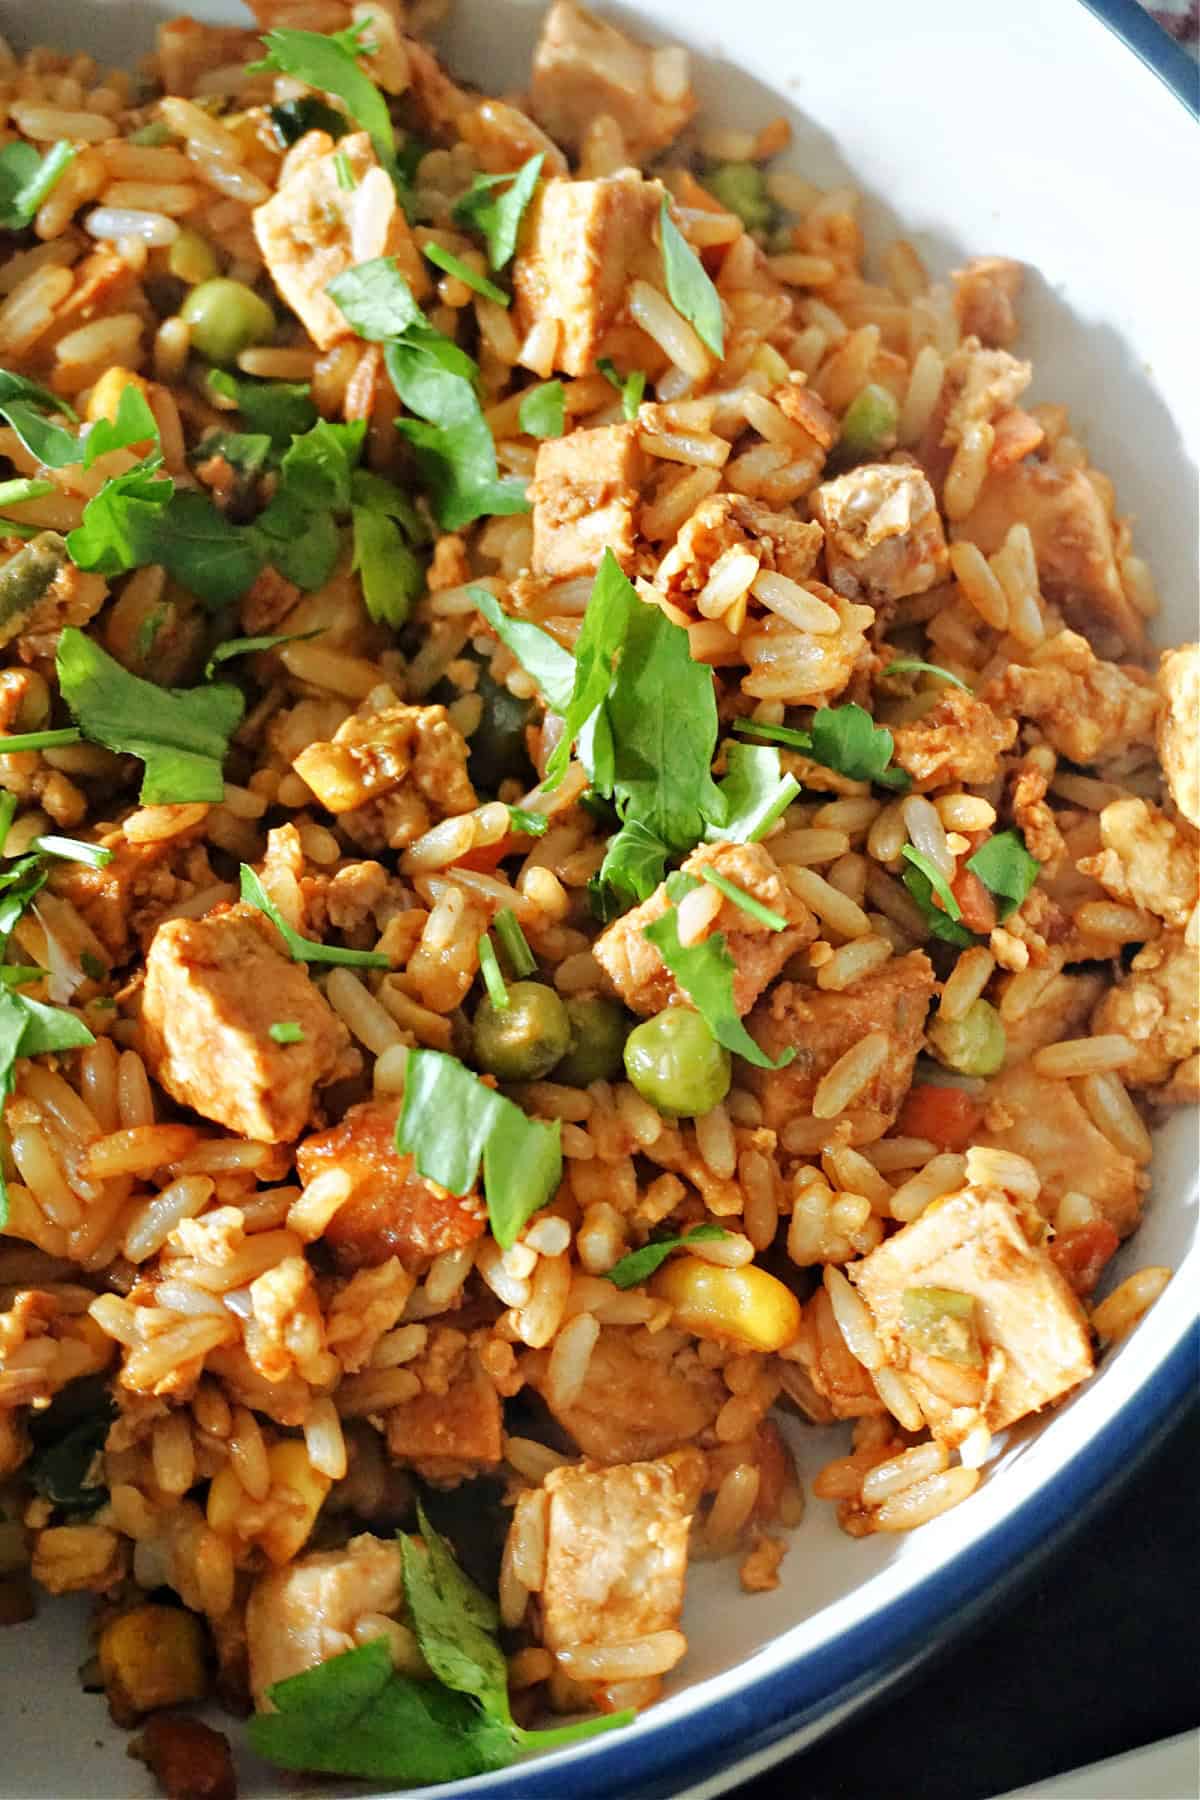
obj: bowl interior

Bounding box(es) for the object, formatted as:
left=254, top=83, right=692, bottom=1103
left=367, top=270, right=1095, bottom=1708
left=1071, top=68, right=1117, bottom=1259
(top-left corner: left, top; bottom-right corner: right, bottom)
left=0, top=3, right=1196, bottom=1796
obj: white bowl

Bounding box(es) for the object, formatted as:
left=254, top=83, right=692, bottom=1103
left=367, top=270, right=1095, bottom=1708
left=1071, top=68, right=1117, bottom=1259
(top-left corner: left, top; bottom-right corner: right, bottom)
left=1, top=3, right=1196, bottom=1796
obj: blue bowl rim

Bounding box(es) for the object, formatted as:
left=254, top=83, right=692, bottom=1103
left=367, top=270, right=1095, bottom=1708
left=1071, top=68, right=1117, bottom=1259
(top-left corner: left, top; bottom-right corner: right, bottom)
left=476, top=8, right=1198, bottom=1793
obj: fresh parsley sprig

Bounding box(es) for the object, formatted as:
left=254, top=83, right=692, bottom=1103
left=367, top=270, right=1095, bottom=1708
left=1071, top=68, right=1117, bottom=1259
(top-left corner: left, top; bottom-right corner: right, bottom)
left=643, top=874, right=794, bottom=1070
left=605, top=1223, right=729, bottom=1288
left=240, top=866, right=390, bottom=969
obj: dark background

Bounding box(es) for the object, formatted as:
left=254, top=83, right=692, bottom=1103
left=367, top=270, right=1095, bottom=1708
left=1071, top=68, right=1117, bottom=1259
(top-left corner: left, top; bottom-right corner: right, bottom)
left=735, top=1395, right=1199, bottom=1799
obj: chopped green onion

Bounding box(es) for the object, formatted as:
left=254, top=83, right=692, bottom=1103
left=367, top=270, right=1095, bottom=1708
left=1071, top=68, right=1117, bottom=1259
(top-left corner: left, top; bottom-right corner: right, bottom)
left=506, top=805, right=549, bottom=837
left=494, top=907, right=536, bottom=979
left=838, top=383, right=899, bottom=458
left=0, top=478, right=54, bottom=511
left=31, top=836, right=112, bottom=870
left=269, top=1021, right=304, bottom=1044
left=0, top=728, right=82, bottom=754
left=732, top=717, right=812, bottom=751
left=883, top=659, right=970, bottom=691
left=333, top=150, right=357, bottom=191
left=0, top=791, right=15, bottom=853
left=900, top=1286, right=984, bottom=1367
left=900, top=846, right=962, bottom=920
left=422, top=241, right=509, bottom=307
left=703, top=163, right=773, bottom=233
left=477, top=933, right=509, bottom=1010
left=698, top=865, right=787, bottom=931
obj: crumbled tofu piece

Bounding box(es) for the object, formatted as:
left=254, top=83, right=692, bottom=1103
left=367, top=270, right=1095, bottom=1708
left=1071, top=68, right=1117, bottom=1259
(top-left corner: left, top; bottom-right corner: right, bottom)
left=524, top=1325, right=724, bottom=1463
left=891, top=688, right=1017, bottom=790
left=1078, top=797, right=1199, bottom=931
left=656, top=492, right=824, bottom=609
left=297, top=1097, right=487, bottom=1272
left=1091, top=932, right=1200, bottom=1089
left=593, top=840, right=815, bottom=1018
left=981, top=629, right=1159, bottom=768
left=812, top=464, right=949, bottom=604
left=745, top=952, right=935, bottom=1144
left=740, top=583, right=875, bottom=709
left=976, top=1062, right=1143, bottom=1236
left=951, top=257, right=1023, bottom=348
left=537, top=1457, right=691, bottom=1661
left=142, top=913, right=350, bottom=1143
left=942, top=343, right=1032, bottom=444
left=954, top=462, right=1144, bottom=654
left=246, top=1534, right=404, bottom=1701
left=513, top=170, right=662, bottom=377
left=530, top=422, right=647, bottom=577
left=1156, top=643, right=1200, bottom=827
left=385, top=1344, right=502, bottom=1480
left=292, top=701, right=476, bottom=818
left=529, top=0, right=696, bottom=159
left=253, top=132, right=413, bottom=351
left=853, top=1186, right=1094, bottom=1435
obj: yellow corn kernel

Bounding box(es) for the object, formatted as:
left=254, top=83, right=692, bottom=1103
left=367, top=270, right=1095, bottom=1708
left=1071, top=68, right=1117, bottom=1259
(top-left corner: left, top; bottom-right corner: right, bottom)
left=258, top=1440, right=332, bottom=1565
left=85, top=365, right=150, bottom=424
left=650, top=1256, right=802, bottom=1352
left=204, top=1464, right=243, bottom=1538
left=98, top=1604, right=207, bottom=1725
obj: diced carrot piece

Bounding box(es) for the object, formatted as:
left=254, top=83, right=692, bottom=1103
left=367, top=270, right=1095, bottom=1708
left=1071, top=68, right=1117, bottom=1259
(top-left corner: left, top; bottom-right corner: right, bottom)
left=895, top=1084, right=983, bottom=1152
left=990, top=408, right=1045, bottom=471
left=950, top=867, right=997, bottom=935
left=1049, top=1219, right=1120, bottom=1297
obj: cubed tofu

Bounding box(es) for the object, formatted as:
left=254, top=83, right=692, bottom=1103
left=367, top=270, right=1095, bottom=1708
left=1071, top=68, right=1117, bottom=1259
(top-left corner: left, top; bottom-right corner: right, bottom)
left=1157, top=644, right=1200, bottom=827
left=529, top=1, right=695, bottom=159
left=292, top=702, right=476, bottom=817
left=977, top=1062, right=1143, bottom=1235
left=245, top=1534, right=404, bottom=1701
left=530, top=422, right=647, bottom=577
left=385, top=1347, right=502, bottom=1480
left=513, top=170, right=662, bottom=377
left=142, top=913, right=350, bottom=1143
left=524, top=1325, right=724, bottom=1464
left=297, top=1098, right=487, bottom=1272
left=253, top=132, right=413, bottom=351
left=891, top=688, right=1017, bottom=790
left=745, top=952, right=935, bottom=1144
left=954, top=461, right=1143, bottom=655
left=593, top=840, right=816, bottom=1018
left=538, top=1458, right=691, bottom=1659
left=852, top=1186, right=1094, bottom=1435
left=656, top=492, right=824, bottom=609
left=812, top=464, right=949, bottom=605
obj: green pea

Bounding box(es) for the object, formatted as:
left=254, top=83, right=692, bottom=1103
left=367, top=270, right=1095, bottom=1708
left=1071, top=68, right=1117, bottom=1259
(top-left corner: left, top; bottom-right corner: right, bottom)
left=179, top=278, right=275, bottom=367
left=624, top=1006, right=731, bottom=1119
left=168, top=228, right=219, bottom=287
left=927, top=998, right=1006, bottom=1078
left=473, top=980, right=571, bottom=1083
left=838, top=383, right=900, bottom=459
left=704, top=162, right=774, bottom=234
left=554, top=996, right=629, bottom=1087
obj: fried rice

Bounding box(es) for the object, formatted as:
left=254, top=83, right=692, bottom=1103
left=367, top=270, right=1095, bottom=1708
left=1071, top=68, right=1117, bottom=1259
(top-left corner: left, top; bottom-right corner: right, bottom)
left=0, top=1, right=1195, bottom=1792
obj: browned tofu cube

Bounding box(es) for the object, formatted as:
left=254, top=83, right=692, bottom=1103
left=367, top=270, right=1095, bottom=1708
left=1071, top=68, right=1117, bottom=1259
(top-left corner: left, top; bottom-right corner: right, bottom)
left=812, top=464, right=949, bottom=604
left=514, top=171, right=662, bottom=377
left=529, top=0, right=696, bottom=159
left=852, top=1186, right=1094, bottom=1437
left=142, top=913, right=350, bottom=1143
left=386, top=1347, right=502, bottom=1480
left=593, top=840, right=817, bottom=1019
left=538, top=1458, right=692, bottom=1656
left=745, top=951, right=935, bottom=1145
left=976, top=1063, right=1144, bottom=1237
left=253, top=133, right=412, bottom=351
left=245, top=1534, right=404, bottom=1699
left=530, top=422, right=647, bottom=577
left=292, top=703, right=476, bottom=817
left=524, top=1325, right=724, bottom=1463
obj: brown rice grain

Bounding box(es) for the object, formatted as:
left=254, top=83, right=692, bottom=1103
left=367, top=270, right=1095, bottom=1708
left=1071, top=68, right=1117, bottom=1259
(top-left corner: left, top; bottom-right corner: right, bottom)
left=889, top=1152, right=966, bottom=1221
left=873, top=1464, right=980, bottom=1530
left=812, top=1031, right=889, bottom=1118
left=1075, top=1072, right=1153, bottom=1163
left=862, top=1439, right=950, bottom=1505
left=1032, top=1036, right=1134, bottom=1079
left=1091, top=1267, right=1170, bottom=1342
left=939, top=946, right=997, bottom=1022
